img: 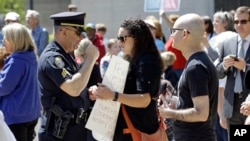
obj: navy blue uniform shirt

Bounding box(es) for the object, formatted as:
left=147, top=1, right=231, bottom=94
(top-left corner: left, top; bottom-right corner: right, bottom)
left=38, top=41, right=90, bottom=114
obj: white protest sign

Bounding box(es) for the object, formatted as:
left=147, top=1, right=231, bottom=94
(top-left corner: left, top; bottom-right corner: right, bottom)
left=0, top=111, right=16, bottom=141
left=85, top=55, right=129, bottom=141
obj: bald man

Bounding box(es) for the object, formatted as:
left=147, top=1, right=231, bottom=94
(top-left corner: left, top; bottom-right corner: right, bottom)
left=158, top=13, right=218, bottom=141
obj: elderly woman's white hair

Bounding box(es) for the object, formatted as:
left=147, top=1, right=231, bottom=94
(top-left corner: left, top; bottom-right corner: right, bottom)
left=26, top=9, right=40, bottom=20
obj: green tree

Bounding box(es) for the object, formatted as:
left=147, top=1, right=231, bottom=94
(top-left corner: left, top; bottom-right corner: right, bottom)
left=0, top=0, right=25, bottom=23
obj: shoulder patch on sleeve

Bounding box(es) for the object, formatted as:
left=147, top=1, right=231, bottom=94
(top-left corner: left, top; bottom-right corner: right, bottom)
left=55, top=56, right=65, bottom=69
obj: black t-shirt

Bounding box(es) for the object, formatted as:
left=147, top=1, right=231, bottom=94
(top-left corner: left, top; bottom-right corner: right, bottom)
left=114, top=54, right=162, bottom=141
left=174, top=51, right=218, bottom=141
left=38, top=41, right=90, bottom=113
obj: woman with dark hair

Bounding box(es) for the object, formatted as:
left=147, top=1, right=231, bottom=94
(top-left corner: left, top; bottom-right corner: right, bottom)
left=90, top=18, right=167, bottom=141
left=202, top=15, right=216, bottom=40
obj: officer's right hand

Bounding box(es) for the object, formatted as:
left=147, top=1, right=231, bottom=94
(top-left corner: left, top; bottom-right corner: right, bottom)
left=84, top=44, right=99, bottom=61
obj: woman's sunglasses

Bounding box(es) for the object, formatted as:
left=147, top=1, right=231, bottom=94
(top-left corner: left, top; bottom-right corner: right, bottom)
left=117, top=35, right=132, bottom=42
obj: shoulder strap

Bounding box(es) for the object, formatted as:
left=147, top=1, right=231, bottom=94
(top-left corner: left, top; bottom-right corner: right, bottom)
left=121, top=105, right=167, bottom=140
left=121, top=105, right=141, bottom=141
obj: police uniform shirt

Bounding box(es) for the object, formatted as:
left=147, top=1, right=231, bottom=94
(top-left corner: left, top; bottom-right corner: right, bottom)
left=38, top=41, right=90, bottom=112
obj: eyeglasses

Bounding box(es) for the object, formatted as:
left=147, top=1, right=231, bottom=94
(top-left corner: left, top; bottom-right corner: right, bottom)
left=170, top=28, right=190, bottom=34
left=117, top=35, right=132, bottom=42
left=64, top=27, right=82, bottom=37
left=234, top=19, right=250, bottom=25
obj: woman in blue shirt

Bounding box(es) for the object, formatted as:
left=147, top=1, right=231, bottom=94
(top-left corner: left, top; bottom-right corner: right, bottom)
left=0, top=23, right=41, bottom=141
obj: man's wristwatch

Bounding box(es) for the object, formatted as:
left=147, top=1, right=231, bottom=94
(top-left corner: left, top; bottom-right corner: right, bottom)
left=113, top=91, right=119, bottom=101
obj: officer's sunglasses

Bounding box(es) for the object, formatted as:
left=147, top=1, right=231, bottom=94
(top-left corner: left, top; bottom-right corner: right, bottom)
left=64, top=27, right=82, bottom=37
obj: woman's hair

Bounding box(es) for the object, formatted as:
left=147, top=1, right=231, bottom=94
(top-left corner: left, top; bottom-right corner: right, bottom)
left=105, top=38, right=118, bottom=55
left=120, top=18, right=163, bottom=70
left=169, top=14, right=179, bottom=23
left=145, top=16, right=164, bottom=39
left=96, top=23, right=107, bottom=33
left=152, top=19, right=164, bottom=40
left=0, top=47, right=9, bottom=70
left=107, top=38, right=118, bottom=49
left=202, top=15, right=214, bottom=34
left=213, top=11, right=234, bottom=31
left=160, top=51, right=176, bottom=69
left=2, top=23, right=36, bottom=53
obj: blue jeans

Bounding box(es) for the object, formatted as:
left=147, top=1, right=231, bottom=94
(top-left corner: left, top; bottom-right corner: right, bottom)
left=216, top=115, right=228, bottom=141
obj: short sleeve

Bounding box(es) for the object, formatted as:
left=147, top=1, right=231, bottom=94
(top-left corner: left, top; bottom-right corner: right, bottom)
left=44, top=55, right=73, bottom=87
left=186, top=64, right=209, bottom=98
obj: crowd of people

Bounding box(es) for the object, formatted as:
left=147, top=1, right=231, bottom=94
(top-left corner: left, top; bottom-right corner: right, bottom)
left=0, top=3, right=250, bottom=141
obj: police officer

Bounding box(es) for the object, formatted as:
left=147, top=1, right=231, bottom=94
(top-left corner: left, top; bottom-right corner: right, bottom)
left=38, top=11, right=99, bottom=141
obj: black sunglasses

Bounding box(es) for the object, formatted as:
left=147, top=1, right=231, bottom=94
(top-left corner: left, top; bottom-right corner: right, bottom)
left=234, top=19, right=250, bottom=25
left=117, top=35, right=132, bottom=42
left=170, top=28, right=190, bottom=34
left=64, top=27, right=82, bottom=37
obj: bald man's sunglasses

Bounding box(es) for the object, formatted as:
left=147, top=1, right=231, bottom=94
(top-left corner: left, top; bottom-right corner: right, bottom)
left=234, top=19, right=250, bottom=25
left=170, top=28, right=190, bottom=34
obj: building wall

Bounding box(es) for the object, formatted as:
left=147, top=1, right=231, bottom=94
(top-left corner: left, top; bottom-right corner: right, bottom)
left=25, top=0, right=71, bottom=34
left=72, top=0, right=214, bottom=39
left=26, top=0, right=214, bottom=39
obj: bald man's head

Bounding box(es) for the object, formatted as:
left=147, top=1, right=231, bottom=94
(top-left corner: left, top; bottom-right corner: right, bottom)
left=174, top=13, right=205, bottom=41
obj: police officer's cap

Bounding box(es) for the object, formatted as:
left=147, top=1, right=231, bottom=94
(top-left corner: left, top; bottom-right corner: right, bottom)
left=50, top=11, right=86, bottom=31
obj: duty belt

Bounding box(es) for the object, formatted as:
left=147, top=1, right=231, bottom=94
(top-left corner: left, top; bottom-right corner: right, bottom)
left=75, top=108, right=88, bottom=124
left=51, top=105, right=88, bottom=124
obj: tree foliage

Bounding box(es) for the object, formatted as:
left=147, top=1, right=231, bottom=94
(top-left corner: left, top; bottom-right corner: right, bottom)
left=0, top=0, right=26, bottom=23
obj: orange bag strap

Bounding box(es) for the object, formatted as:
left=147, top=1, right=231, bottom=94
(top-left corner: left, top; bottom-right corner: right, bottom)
left=157, top=111, right=167, bottom=130
left=121, top=104, right=141, bottom=141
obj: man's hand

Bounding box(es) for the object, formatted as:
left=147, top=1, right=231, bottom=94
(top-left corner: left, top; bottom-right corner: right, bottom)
left=240, top=101, right=250, bottom=116
left=219, top=116, right=227, bottom=129
left=233, top=57, right=246, bottom=70
left=84, top=44, right=99, bottom=62
left=222, top=55, right=236, bottom=70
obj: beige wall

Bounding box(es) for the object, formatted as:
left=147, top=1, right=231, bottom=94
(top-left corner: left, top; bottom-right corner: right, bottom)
left=25, top=0, right=71, bottom=34
left=26, top=0, right=214, bottom=39
left=73, top=0, right=214, bottom=39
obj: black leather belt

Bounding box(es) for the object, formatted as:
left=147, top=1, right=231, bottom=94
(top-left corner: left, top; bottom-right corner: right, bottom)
left=234, top=92, right=243, bottom=99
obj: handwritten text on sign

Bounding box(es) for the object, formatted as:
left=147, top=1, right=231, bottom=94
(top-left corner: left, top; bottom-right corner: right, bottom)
left=85, top=55, right=129, bottom=141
